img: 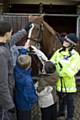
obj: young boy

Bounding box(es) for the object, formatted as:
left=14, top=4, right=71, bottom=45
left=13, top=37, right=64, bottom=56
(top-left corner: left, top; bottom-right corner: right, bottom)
left=31, top=46, right=58, bottom=120
left=14, top=46, right=38, bottom=120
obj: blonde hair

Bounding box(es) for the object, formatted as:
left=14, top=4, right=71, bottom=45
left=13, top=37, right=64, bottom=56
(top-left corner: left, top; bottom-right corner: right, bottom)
left=17, top=54, right=31, bottom=69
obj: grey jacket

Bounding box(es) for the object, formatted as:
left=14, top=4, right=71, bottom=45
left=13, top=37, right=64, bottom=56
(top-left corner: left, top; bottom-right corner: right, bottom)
left=0, top=29, right=27, bottom=111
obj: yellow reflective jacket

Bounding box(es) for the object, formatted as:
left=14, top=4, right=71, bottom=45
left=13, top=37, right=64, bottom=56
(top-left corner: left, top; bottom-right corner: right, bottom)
left=50, top=47, right=80, bottom=93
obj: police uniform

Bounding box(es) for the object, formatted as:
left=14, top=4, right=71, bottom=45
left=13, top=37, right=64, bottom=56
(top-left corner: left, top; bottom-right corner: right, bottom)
left=50, top=33, right=80, bottom=120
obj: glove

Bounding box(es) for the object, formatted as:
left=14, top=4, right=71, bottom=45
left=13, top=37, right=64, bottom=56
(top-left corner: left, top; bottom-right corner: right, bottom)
left=24, top=22, right=32, bottom=32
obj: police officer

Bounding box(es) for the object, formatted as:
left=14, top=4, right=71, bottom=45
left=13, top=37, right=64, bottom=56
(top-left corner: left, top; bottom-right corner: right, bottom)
left=50, top=33, right=80, bottom=120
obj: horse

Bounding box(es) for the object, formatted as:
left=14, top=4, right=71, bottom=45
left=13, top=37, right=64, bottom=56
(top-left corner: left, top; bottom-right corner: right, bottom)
left=16, top=15, right=62, bottom=76
left=21, top=15, right=62, bottom=76
left=27, top=15, right=62, bottom=57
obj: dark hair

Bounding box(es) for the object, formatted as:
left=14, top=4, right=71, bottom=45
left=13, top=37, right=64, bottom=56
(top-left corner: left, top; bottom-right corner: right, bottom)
left=45, top=61, right=56, bottom=74
left=0, top=21, right=12, bottom=36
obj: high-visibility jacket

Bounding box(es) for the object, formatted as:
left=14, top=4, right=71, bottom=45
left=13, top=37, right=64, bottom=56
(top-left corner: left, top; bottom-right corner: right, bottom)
left=50, top=47, right=80, bottom=93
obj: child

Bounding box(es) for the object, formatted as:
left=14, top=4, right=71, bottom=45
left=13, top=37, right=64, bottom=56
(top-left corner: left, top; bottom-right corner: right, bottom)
left=14, top=45, right=38, bottom=120
left=31, top=46, right=58, bottom=120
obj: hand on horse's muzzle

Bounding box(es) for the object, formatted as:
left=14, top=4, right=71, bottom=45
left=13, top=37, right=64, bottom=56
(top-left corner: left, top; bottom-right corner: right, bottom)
left=24, top=22, right=32, bottom=32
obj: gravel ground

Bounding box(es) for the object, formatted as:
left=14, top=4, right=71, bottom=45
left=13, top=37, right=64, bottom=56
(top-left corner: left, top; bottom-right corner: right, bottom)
left=73, top=92, right=80, bottom=120
left=31, top=92, right=80, bottom=120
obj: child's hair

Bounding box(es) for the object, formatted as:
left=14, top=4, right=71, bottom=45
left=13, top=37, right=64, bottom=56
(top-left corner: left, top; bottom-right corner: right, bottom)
left=17, top=54, right=31, bottom=69
left=44, top=61, right=56, bottom=74
left=0, top=21, right=12, bottom=36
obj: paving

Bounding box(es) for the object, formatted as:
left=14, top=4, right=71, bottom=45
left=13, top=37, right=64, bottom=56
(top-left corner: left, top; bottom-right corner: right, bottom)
left=31, top=92, right=80, bottom=120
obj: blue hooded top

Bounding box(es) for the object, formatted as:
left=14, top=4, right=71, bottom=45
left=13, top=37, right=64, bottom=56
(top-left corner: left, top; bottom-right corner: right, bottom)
left=14, top=48, right=38, bottom=111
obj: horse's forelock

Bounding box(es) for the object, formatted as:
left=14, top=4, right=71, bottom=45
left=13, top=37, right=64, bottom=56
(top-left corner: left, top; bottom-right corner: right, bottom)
left=28, top=15, right=43, bottom=24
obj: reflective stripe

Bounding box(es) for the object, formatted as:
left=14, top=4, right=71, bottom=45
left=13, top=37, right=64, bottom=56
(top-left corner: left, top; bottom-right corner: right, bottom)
left=57, top=87, right=77, bottom=92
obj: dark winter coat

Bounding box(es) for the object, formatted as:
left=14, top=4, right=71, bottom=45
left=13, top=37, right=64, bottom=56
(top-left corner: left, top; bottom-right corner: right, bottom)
left=0, top=29, right=27, bottom=111
left=14, top=66, right=38, bottom=111
left=14, top=48, right=38, bottom=111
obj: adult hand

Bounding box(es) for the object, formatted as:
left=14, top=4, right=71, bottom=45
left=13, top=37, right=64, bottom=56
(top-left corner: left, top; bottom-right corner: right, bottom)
left=24, top=22, right=32, bottom=32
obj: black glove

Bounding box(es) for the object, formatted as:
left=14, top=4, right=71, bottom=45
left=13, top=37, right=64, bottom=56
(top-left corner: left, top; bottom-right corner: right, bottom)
left=8, top=107, right=16, bottom=113
left=24, top=22, right=32, bottom=32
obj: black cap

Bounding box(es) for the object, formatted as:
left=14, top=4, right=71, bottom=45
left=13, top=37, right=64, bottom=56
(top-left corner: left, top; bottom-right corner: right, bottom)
left=64, top=33, right=78, bottom=46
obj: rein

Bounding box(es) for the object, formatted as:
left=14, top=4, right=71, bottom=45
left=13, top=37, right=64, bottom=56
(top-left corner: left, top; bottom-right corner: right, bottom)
left=27, top=37, right=41, bottom=43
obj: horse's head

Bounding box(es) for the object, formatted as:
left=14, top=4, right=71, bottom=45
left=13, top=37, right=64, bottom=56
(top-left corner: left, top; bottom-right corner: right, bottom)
left=27, top=19, right=62, bottom=58
left=25, top=21, right=43, bottom=76
left=27, top=22, right=43, bottom=49
left=27, top=19, right=62, bottom=76
left=17, top=16, right=62, bottom=76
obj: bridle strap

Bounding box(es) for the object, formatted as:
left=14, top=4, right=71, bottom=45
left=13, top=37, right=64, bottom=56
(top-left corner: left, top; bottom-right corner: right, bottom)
left=27, top=37, right=41, bottom=43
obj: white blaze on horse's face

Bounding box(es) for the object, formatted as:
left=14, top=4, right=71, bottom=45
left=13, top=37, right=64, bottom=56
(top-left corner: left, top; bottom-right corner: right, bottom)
left=28, top=23, right=35, bottom=38
left=26, top=23, right=35, bottom=46
left=26, top=22, right=42, bottom=49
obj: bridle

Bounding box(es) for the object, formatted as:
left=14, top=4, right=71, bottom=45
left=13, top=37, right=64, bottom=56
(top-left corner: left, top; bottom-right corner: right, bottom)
left=27, top=22, right=43, bottom=49
left=26, top=22, right=44, bottom=75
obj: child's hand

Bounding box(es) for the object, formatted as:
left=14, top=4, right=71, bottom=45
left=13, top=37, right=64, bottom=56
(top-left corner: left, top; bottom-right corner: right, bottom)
left=24, top=22, right=32, bottom=32
left=23, top=40, right=31, bottom=49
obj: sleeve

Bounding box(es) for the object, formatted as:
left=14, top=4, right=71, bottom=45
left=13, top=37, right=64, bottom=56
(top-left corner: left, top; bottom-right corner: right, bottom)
left=35, top=49, right=48, bottom=64
left=31, top=45, right=48, bottom=65
left=50, top=50, right=58, bottom=64
left=10, top=29, right=27, bottom=47
left=59, top=53, right=80, bottom=77
left=0, top=54, right=14, bottom=110
left=37, top=86, right=53, bottom=96
left=10, top=45, right=19, bottom=67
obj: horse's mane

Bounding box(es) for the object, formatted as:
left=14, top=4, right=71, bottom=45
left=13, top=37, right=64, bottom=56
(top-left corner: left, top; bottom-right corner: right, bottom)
left=28, top=15, right=57, bottom=37
left=42, top=21, right=57, bottom=36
